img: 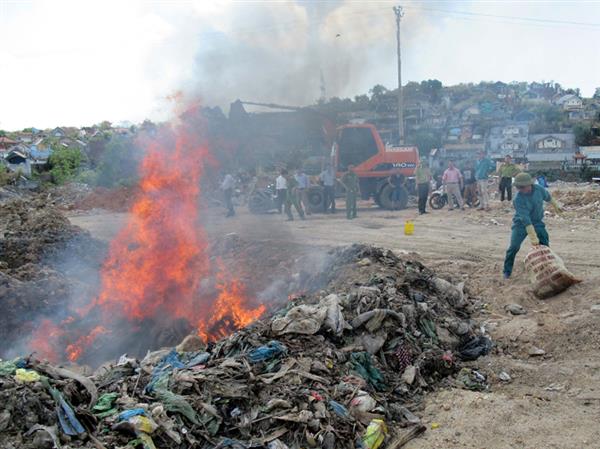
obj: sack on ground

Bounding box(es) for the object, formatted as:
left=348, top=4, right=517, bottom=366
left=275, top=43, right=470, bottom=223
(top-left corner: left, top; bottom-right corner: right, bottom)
left=524, top=245, right=580, bottom=299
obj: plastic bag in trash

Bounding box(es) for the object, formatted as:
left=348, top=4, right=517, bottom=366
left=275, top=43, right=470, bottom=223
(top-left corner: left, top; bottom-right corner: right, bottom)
left=361, top=419, right=388, bottom=449
left=15, top=368, right=41, bottom=383
left=458, top=336, right=492, bottom=361
left=248, top=341, right=287, bottom=363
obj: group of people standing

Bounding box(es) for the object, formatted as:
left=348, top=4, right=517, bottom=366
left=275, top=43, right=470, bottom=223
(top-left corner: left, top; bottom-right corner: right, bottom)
left=440, top=151, right=521, bottom=211
left=272, top=165, right=342, bottom=221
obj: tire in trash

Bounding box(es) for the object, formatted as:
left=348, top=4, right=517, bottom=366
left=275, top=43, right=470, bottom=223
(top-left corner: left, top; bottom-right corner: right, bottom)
left=307, top=186, right=325, bottom=213
left=377, top=183, right=408, bottom=210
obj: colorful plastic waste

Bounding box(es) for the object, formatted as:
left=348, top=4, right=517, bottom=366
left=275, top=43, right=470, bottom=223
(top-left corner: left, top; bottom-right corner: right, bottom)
left=248, top=341, right=287, bottom=363
left=361, top=419, right=388, bottom=449
left=14, top=368, right=41, bottom=383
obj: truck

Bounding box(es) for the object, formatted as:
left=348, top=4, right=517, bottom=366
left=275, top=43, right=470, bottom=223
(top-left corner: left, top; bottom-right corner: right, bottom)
left=305, top=123, right=419, bottom=211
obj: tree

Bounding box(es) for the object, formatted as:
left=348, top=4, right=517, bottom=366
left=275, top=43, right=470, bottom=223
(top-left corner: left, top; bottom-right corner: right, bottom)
left=98, top=121, right=112, bottom=130
left=574, top=123, right=593, bottom=146
left=420, top=79, right=443, bottom=103
left=368, top=84, right=389, bottom=108
left=48, top=147, right=82, bottom=184
left=410, top=129, right=442, bottom=154
left=353, top=94, right=370, bottom=110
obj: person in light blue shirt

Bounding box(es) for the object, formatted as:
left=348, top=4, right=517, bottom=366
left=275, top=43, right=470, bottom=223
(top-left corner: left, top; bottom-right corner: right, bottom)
left=295, top=168, right=311, bottom=215
left=475, top=151, right=496, bottom=210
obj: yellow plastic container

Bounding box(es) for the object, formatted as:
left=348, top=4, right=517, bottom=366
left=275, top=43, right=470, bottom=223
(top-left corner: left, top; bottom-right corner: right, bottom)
left=404, top=220, right=414, bottom=236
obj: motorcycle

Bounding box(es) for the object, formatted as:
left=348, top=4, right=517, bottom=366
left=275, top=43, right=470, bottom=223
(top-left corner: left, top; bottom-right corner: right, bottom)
left=429, top=184, right=480, bottom=210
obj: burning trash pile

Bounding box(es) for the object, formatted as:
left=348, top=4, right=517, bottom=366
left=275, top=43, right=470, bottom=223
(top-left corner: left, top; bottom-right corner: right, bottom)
left=0, top=244, right=492, bottom=449
left=551, top=188, right=600, bottom=219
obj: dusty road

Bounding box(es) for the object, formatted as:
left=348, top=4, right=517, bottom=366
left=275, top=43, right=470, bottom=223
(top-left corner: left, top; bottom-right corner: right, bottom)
left=70, top=198, right=600, bottom=449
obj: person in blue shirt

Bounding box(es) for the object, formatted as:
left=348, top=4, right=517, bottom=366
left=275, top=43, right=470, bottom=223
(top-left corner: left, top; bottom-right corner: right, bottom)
left=503, top=172, right=562, bottom=279
left=475, top=151, right=496, bottom=210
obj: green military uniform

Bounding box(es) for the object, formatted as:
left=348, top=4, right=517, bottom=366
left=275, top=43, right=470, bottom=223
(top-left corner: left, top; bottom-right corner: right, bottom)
left=498, top=162, right=521, bottom=202
left=341, top=171, right=360, bottom=219
left=503, top=183, right=551, bottom=276
left=499, top=163, right=520, bottom=178
left=285, top=175, right=305, bottom=220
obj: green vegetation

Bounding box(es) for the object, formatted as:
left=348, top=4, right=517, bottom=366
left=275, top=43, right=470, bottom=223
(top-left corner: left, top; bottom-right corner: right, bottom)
left=48, top=147, right=82, bottom=184
left=574, top=123, right=594, bottom=146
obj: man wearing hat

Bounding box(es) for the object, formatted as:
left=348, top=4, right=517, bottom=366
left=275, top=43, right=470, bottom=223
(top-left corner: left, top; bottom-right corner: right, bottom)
left=503, top=172, right=562, bottom=279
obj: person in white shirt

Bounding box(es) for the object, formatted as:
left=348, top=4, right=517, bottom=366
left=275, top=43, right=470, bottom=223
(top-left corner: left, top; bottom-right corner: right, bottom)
left=275, top=169, right=288, bottom=214
left=220, top=172, right=235, bottom=217
left=295, top=168, right=311, bottom=215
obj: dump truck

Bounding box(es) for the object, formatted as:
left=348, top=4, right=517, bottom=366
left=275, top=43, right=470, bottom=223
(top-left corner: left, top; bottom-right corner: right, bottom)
left=305, top=123, right=419, bottom=211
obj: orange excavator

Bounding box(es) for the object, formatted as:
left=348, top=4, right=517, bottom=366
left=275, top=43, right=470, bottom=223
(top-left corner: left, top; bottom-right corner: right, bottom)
left=328, top=123, right=419, bottom=210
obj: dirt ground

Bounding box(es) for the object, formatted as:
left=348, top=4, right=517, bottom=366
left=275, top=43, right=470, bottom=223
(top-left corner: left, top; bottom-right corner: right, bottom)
left=69, top=190, right=600, bottom=449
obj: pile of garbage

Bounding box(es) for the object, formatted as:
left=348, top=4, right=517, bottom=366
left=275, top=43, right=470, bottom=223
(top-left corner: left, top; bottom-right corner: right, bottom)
left=552, top=189, right=600, bottom=219
left=0, top=245, right=491, bottom=449
left=0, top=198, right=105, bottom=354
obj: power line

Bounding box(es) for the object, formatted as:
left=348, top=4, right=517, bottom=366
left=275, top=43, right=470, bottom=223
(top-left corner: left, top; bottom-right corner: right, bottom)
left=403, top=4, right=600, bottom=29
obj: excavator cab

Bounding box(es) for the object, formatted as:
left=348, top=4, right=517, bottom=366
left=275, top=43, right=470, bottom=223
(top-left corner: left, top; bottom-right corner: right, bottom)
left=335, top=126, right=379, bottom=172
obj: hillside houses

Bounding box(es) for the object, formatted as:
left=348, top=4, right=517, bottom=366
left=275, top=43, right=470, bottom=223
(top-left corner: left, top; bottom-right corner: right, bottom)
left=487, top=123, right=529, bottom=160
left=527, top=133, right=577, bottom=170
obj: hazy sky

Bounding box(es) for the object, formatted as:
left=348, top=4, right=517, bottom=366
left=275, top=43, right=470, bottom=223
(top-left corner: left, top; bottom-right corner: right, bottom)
left=1, top=0, right=599, bottom=130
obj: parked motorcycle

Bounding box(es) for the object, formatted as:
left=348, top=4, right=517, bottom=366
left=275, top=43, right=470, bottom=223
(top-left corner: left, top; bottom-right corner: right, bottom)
left=429, top=185, right=480, bottom=210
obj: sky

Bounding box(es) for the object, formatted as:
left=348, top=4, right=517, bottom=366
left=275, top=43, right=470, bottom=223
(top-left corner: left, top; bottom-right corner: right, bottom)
left=1, top=0, right=599, bottom=130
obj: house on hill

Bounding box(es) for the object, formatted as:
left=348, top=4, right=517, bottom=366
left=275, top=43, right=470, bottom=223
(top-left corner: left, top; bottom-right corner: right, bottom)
left=527, top=133, right=576, bottom=170
left=555, top=94, right=583, bottom=111
left=51, top=127, right=66, bottom=138
left=488, top=123, right=529, bottom=161
left=4, top=148, right=31, bottom=175
left=0, top=136, right=18, bottom=150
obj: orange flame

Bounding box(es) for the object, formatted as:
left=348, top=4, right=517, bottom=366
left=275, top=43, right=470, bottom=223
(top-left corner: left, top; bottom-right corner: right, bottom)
left=28, top=105, right=265, bottom=362
left=198, top=263, right=266, bottom=342
left=66, top=326, right=109, bottom=362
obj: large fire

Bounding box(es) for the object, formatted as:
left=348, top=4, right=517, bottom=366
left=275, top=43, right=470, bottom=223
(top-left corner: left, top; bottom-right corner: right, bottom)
left=28, top=106, right=265, bottom=362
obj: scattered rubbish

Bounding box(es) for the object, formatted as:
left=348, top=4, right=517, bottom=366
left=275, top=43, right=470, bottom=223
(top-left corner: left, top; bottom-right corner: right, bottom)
left=590, top=305, right=600, bottom=313
left=328, top=400, right=352, bottom=419
left=14, top=368, right=40, bottom=383
left=498, top=371, right=512, bottom=382
left=350, top=352, right=386, bottom=390
left=505, top=304, right=527, bottom=315
left=350, top=392, right=377, bottom=413
left=458, top=336, right=493, bottom=361
left=524, top=245, right=581, bottom=299
left=528, top=346, right=546, bottom=357
left=93, top=393, right=119, bottom=418
left=0, top=244, right=483, bottom=449
left=248, top=341, right=287, bottom=363
left=430, top=422, right=440, bottom=430
left=361, top=419, right=388, bottom=449
left=400, top=365, right=417, bottom=385
left=457, top=368, right=488, bottom=391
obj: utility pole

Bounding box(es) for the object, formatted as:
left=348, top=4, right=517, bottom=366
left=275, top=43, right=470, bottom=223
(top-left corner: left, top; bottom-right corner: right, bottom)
left=393, top=5, right=404, bottom=144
